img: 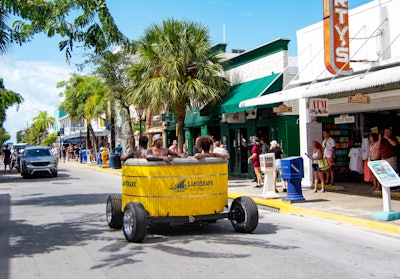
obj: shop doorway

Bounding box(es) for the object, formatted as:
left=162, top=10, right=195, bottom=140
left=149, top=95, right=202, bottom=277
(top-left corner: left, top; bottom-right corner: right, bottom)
left=230, top=128, right=248, bottom=175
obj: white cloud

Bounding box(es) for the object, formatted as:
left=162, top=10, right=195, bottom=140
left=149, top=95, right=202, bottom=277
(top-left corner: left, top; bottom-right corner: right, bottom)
left=0, top=56, right=73, bottom=143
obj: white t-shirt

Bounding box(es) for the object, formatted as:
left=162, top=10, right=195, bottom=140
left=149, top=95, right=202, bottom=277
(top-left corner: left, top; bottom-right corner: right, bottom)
left=322, top=137, right=336, bottom=158
left=213, top=147, right=228, bottom=155
left=348, top=148, right=364, bottom=174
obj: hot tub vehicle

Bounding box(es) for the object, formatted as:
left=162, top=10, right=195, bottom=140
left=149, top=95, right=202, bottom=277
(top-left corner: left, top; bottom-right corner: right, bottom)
left=106, top=157, right=258, bottom=243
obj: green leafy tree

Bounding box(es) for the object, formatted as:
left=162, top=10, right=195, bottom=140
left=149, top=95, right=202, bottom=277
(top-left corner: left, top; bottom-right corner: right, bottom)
left=23, top=124, right=42, bottom=145
left=31, top=110, right=55, bottom=144
left=1, top=0, right=130, bottom=61
left=33, top=110, right=55, bottom=131
left=88, top=49, right=136, bottom=151
left=127, top=19, right=230, bottom=152
left=0, top=126, right=10, bottom=146
left=58, top=73, right=109, bottom=154
left=0, top=78, right=23, bottom=145
left=42, top=132, right=57, bottom=146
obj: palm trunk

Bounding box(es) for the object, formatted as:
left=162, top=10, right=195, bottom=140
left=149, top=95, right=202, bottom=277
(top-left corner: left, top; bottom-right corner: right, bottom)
left=110, top=103, right=116, bottom=153
left=176, top=106, right=186, bottom=153
left=88, top=124, right=99, bottom=161
left=85, top=122, right=91, bottom=150
left=123, top=105, right=135, bottom=148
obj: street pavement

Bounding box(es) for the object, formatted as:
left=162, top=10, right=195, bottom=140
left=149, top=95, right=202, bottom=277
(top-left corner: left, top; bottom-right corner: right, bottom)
left=3, top=155, right=400, bottom=238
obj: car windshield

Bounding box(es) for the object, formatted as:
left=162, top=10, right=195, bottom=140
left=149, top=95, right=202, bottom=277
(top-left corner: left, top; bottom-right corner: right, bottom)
left=25, top=149, right=52, bottom=157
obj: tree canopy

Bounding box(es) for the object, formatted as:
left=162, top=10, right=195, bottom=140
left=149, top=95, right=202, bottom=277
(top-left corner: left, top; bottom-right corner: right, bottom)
left=1, top=0, right=131, bottom=61
left=127, top=18, right=229, bottom=152
left=0, top=78, right=23, bottom=145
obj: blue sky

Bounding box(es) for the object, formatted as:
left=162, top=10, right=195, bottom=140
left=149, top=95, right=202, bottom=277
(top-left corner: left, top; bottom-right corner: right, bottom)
left=0, top=0, right=370, bottom=142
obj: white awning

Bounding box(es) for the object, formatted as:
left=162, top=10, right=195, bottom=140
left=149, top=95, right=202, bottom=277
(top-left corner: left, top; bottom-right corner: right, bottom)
left=239, top=65, right=400, bottom=107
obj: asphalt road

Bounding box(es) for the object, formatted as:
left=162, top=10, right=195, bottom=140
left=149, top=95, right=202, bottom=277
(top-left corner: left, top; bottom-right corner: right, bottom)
left=1, top=163, right=399, bottom=279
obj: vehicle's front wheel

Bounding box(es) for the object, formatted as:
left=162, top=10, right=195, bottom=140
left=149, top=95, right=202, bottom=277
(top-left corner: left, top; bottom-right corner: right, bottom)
left=21, top=171, right=29, bottom=179
left=106, top=194, right=123, bottom=229
left=230, top=196, right=259, bottom=233
left=123, top=202, right=147, bottom=243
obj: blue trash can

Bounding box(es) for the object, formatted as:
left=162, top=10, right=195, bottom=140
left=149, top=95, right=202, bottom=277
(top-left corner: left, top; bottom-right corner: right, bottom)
left=97, top=152, right=102, bottom=167
left=81, top=150, right=87, bottom=163
left=281, top=156, right=305, bottom=202
left=109, top=153, right=115, bottom=169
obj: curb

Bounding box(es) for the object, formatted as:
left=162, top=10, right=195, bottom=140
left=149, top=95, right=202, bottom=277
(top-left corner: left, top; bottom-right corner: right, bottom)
left=228, top=192, right=400, bottom=237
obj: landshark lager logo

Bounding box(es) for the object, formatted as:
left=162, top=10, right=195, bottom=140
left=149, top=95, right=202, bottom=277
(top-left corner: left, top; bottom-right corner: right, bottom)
left=169, top=179, right=214, bottom=192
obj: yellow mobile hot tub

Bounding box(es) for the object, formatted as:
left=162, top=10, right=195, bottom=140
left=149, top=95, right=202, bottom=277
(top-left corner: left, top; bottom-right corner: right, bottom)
left=106, top=157, right=258, bottom=243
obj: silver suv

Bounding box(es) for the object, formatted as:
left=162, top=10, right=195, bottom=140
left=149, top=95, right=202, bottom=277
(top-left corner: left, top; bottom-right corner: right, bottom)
left=20, top=146, right=58, bottom=178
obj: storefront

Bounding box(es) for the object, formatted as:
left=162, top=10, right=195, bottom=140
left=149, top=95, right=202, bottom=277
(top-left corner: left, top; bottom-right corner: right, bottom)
left=240, top=63, right=400, bottom=186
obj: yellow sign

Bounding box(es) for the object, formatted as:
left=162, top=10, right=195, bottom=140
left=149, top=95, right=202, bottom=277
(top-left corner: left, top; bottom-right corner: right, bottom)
left=348, top=93, right=370, bottom=104
left=273, top=104, right=293, bottom=113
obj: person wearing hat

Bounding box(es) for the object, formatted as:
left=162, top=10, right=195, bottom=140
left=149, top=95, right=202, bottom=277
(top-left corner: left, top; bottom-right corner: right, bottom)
left=149, top=134, right=187, bottom=163
left=269, top=140, right=287, bottom=193
left=247, top=137, right=263, bottom=188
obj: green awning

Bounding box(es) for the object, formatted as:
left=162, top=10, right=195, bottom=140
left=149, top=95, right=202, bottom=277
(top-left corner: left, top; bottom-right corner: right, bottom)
left=218, top=73, right=282, bottom=114
left=184, top=108, right=211, bottom=127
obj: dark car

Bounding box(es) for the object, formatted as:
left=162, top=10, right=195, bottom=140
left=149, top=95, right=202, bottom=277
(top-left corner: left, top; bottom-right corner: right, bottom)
left=20, top=146, right=58, bottom=178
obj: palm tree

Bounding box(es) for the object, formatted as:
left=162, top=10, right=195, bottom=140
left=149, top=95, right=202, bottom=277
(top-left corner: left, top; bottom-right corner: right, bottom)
left=32, top=111, right=55, bottom=143
left=58, top=73, right=110, bottom=155
left=0, top=6, right=12, bottom=54
left=127, top=19, right=230, bottom=152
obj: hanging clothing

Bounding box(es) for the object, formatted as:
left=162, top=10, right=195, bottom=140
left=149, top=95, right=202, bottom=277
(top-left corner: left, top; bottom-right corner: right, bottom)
left=361, top=137, right=370, bottom=161
left=348, top=148, right=364, bottom=174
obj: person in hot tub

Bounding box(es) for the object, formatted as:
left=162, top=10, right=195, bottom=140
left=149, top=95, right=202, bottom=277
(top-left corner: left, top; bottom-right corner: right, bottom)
left=121, top=136, right=149, bottom=161
left=147, top=134, right=187, bottom=163
left=194, top=136, right=230, bottom=159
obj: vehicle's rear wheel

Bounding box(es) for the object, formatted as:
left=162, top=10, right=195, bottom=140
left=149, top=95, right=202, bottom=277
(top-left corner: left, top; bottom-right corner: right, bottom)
left=123, top=202, right=147, bottom=243
left=230, top=196, right=259, bottom=233
left=106, top=194, right=123, bottom=229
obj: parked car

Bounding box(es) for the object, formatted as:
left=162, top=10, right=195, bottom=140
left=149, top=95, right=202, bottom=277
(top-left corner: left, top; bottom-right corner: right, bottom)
left=20, top=146, right=58, bottom=178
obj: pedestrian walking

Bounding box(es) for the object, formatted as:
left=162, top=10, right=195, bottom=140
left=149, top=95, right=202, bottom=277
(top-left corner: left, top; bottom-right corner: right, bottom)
left=248, top=137, right=263, bottom=188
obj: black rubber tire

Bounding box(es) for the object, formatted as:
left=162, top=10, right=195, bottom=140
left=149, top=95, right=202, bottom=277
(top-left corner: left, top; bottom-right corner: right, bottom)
left=106, top=194, right=123, bottom=229
left=230, top=196, right=259, bottom=233
left=123, top=202, right=147, bottom=243
left=21, top=172, right=29, bottom=179
left=53, top=171, right=58, bottom=177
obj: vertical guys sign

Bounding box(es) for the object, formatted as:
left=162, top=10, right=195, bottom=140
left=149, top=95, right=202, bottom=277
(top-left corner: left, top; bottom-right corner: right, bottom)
left=323, top=0, right=353, bottom=75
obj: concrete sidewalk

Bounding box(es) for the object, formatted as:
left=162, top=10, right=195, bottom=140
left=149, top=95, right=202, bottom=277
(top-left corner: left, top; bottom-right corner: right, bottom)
left=78, top=161, right=400, bottom=238
left=228, top=178, right=400, bottom=238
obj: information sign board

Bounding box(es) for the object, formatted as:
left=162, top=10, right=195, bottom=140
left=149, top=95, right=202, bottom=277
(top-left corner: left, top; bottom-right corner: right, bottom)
left=368, top=160, right=400, bottom=187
